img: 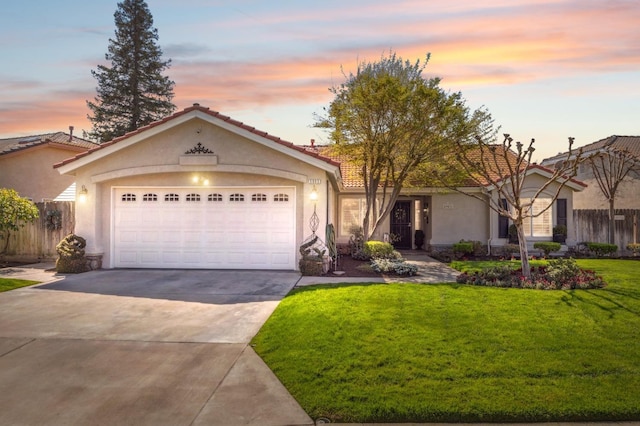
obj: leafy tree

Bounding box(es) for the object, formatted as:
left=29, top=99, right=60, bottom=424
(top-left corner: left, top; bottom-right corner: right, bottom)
left=585, top=147, right=639, bottom=244
left=0, top=188, right=40, bottom=254
left=316, top=51, right=493, bottom=241
left=87, top=0, right=176, bottom=142
left=451, top=135, right=583, bottom=278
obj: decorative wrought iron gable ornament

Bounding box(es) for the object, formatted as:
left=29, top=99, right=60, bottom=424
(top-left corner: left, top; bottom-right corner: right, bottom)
left=185, top=142, right=214, bottom=155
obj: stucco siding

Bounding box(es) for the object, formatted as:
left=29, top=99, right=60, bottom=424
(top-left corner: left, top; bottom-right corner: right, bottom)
left=430, top=193, right=489, bottom=245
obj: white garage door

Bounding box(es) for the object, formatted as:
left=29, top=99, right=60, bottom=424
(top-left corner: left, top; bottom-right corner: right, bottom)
left=113, top=187, right=296, bottom=269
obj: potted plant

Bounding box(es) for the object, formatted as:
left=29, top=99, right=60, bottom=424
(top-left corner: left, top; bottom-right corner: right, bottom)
left=553, top=224, right=567, bottom=244
left=414, top=230, right=425, bottom=250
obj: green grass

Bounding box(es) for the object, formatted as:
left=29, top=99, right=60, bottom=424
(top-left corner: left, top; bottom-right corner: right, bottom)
left=0, top=277, right=39, bottom=292
left=252, top=260, right=640, bottom=423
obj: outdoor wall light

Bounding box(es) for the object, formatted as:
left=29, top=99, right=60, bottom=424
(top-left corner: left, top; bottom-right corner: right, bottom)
left=78, top=185, right=88, bottom=203
left=310, top=185, right=318, bottom=202
left=192, top=175, right=210, bottom=186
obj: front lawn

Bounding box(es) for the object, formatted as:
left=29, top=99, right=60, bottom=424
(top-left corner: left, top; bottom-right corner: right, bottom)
left=0, top=277, right=40, bottom=292
left=252, top=260, right=640, bottom=423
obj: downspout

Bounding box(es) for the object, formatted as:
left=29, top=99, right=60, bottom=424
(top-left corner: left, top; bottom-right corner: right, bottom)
left=487, top=193, right=493, bottom=256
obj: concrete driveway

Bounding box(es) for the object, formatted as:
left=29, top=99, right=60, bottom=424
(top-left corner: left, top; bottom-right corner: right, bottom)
left=0, top=267, right=314, bottom=426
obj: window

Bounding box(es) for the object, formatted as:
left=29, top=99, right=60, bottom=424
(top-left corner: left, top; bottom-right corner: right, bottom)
left=252, top=193, right=267, bottom=202
left=229, top=193, right=244, bottom=202
left=121, top=193, right=136, bottom=202
left=165, top=193, right=179, bottom=202
left=522, top=198, right=552, bottom=237
left=208, top=193, right=223, bottom=202
left=498, top=198, right=509, bottom=238
left=274, top=193, right=289, bottom=202
left=186, top=193, right=201, bottom=202
left=143, top=193, right=157, bottom=202
left=340, top=197, right=367, bottom=236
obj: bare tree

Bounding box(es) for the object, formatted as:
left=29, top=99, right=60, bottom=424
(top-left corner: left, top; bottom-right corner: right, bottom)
left=586, top=147, right=639, bottom=244
left=451, top=134, right=583, bottom=278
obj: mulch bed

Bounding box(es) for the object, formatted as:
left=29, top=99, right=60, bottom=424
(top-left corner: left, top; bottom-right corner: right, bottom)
left=331, top=255, right=381, bottom=278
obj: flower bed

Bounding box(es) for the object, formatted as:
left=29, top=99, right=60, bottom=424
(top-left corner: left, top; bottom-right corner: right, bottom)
left=456, top=258, right=606, bottom=290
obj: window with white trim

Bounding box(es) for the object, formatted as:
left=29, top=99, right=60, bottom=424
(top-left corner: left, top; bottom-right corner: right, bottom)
left=121, top=193, right=136, bottom=202
left=230, top=193, right=244, bottom=202
left=165, top=193, right=179, bottom=202
left=186, top=193, right=201, bottom=202
left=522, top=198, right=553, bottom=237
left=252, top=193, right=267, bottom=202
left=143, top=193, right=157, bottom=202
left=339, top=197, right=367, bottom=236
left=274, top=193, right=289, bottom=202
left=208, top=193, right=223, bottom=202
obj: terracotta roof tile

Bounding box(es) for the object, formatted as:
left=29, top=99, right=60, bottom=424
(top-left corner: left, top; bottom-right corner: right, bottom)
left=0, top=132, right=98, bottom=156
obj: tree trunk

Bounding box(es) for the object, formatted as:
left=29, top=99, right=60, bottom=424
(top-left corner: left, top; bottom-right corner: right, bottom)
left=608, top=198, right=615, bottom=245
left=515, top=223, right=531, bottom=278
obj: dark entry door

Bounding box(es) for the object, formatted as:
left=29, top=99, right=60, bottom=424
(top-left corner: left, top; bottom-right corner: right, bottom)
left=391, top=201, right=412, bottom=249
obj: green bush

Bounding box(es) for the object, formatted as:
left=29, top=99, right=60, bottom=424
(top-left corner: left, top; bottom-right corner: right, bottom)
left=586, top=242, right=618, bottom=257
left=533, top=242, right=561, bottom=257
left=364, top=241, right=395, bottom=259
left=370, top=258, right=418, bottom=276
left=453, top=241, right=474, bottom=257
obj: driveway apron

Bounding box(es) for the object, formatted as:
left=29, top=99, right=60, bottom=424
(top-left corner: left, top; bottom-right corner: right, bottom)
left=0, top=268, right=313, bottom=426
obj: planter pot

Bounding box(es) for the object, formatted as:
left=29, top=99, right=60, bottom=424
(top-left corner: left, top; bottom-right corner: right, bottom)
left=553, top=234, right=566, bottom=244
left=299, top=258, right=324, bottom=276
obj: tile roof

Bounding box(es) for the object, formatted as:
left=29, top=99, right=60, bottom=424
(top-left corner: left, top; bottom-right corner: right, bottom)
left=54, top=104, right=341, bottom=169
left=542, top=135, right=640, bottom=164
left=0, top=132, right=98, bottom=156
left=305, top=142, right=585, bottom=189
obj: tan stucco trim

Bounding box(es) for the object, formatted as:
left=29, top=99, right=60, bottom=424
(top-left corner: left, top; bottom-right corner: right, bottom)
left=89, top=164, right=309, bottom=184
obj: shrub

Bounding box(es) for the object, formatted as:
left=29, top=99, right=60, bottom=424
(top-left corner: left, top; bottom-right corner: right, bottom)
left=453, top=241, right=474, bottom=258
left=364, top=241, right=395, bottom=259
left=370, top=258, right=418, bottom=276
left=586, top=242, right=618, bottom=257
left=55, top=234, right=90, bottom=273
left=533, top=242, right=561, bottom=257
left=626, top=243, right=640, bottom=256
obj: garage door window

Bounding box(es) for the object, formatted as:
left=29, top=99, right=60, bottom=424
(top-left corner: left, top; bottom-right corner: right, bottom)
left=208, top=193, right=223, bottom=202
left=122, top=193, right=136, bottom=202
left=252, top=193, right=267, bottom=202
left=165, top=193, right=179, bottom=202
left=230, top=193, right=244, bottom=202
left=274, top=194, right=289, bottom=202
left=186, top=193, right=201, bottom=202
left=143, top=193, right=158, bottom=202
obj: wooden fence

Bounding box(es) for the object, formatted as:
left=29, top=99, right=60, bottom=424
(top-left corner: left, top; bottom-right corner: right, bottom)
left=573, top=209, right=639, bottom=253
left=1, top=201, right=75, bottom=261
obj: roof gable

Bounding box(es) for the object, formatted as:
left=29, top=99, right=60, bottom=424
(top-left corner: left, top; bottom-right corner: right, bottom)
left=0, top=132, right=98, bottom=157
left=542, top=135, right=640, bottom=164
left=54, top=104, right=340, bottom=174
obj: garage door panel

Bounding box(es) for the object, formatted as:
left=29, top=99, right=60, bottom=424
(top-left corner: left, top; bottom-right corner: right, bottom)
left=114, top=187, right=295, bottom=269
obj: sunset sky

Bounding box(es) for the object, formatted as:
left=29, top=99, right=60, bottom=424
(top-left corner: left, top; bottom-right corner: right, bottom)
left=1, top=0, right=638, bottom=161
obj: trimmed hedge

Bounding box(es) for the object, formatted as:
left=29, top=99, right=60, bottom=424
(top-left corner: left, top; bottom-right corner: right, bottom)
left=533, top=242, right=561, bottom=257
left=586, top=243, right=618, bottom=257
left=363, top=241, right=395, bottom=259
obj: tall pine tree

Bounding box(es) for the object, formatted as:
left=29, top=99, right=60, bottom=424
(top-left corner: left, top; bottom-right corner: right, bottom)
left=87, top=0, right=176, bottom=142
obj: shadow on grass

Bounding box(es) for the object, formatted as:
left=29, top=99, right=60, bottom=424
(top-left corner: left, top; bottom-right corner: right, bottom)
left=559, top=288, right=640, bottom=319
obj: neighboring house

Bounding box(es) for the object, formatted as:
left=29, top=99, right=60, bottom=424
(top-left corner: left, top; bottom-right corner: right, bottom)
left=541, top=135, right=640, bottom=210
left=0, top=130, right=99, bottom=201
left=53, top=104, right=585, bottom=270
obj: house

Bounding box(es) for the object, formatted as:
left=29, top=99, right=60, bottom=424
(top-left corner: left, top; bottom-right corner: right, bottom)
left=541, top=135, right=640, bottom=210
left=0, top=130, right=99, bottom=201
left=53, top=104, right=585, bottom=270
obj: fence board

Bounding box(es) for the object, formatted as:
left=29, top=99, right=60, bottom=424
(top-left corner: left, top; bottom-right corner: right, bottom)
left=573, top=209, right=639, bottom=253
left=1, top=201, right=74, bottom=261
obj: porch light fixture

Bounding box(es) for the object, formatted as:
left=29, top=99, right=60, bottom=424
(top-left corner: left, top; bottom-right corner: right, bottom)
left=310, top=185, right=318, bottom=201
left=309, top=185, right=319, bottom=234
left=78, top=185, right=88, bottom=203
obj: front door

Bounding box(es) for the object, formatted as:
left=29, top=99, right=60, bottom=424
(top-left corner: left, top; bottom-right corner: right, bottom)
left=391, top=200, right=412, bottom=249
